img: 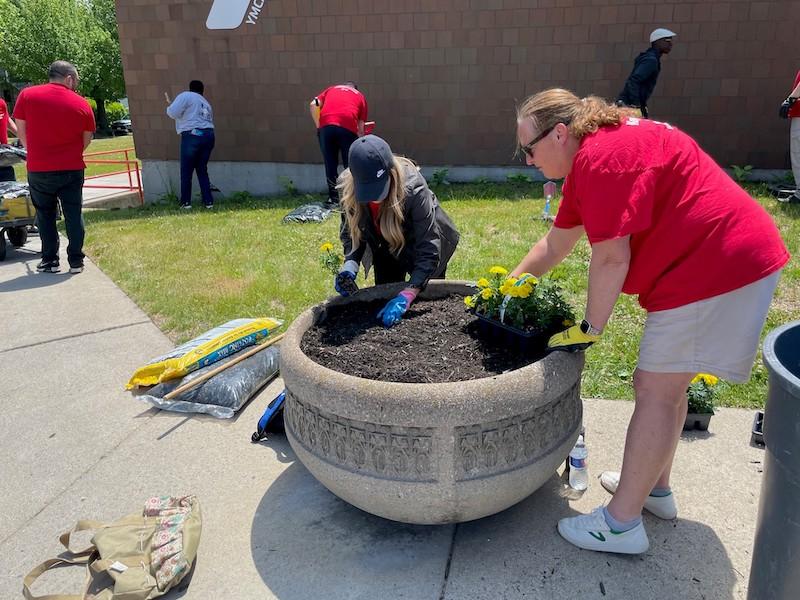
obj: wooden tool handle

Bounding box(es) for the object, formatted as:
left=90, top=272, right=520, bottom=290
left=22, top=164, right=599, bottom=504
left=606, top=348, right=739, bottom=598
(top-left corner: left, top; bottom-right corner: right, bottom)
left=163, top=332, right=285, bottom=400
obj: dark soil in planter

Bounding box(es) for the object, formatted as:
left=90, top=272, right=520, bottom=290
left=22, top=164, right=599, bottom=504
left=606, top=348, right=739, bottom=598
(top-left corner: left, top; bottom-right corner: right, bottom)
left=301, top=295, right=550, bottom=383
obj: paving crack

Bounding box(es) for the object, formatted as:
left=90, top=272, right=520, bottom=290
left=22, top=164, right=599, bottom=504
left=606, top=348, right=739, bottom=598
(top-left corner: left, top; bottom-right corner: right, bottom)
left=0, top=320, right=152, bottom=354
left=437, top=522, right=459, bottom=600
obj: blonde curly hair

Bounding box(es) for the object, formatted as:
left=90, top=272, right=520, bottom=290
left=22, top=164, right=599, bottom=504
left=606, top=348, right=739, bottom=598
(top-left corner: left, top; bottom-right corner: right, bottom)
left=516, top=88, right=636, bottom=144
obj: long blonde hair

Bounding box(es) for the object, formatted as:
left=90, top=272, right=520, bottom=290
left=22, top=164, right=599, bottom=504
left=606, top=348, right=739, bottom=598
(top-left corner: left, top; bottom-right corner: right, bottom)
left=516, top=88, right=636, bottom=143
left=338, top=156, right=415, bottom=256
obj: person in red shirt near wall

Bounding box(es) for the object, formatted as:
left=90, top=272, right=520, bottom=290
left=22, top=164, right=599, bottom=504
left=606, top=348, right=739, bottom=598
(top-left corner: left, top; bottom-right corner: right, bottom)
left=13, top=61, right=95, bottom=274
left=778, top=69, right=800, bottom=202
left=0, top=95, right=20, bottom=181
left=309, top=82, right=367, bottom=207
left=512, top=88, right=789, bottom=555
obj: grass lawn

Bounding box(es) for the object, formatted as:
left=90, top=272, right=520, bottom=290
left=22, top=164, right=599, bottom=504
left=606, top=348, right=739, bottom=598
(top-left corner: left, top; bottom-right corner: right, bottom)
left=12, top=134, right=139, bottom=181
left=81, top=182, right=799, bottom=409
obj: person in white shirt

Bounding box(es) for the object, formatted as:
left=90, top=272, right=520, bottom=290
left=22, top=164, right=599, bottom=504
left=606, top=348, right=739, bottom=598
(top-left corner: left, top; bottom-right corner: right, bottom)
left=166, top=80, right=215, bottom=208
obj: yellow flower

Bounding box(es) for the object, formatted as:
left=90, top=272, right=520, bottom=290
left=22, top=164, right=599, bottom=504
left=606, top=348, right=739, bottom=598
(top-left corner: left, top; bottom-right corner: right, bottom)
left=499, top=283, right=512, bottom=296
left=480, top=288, right=494, bottom=300
left=505, top=277, right=519, bottom=287
left=520, top=273, right=538, bottom=285
left=692, top=373, right=719, bottom=386
left=477, top=278, right=490, bottom=289
left=320, top=242, right=334, bottom=252
left=489, top=266, right=508, bottom=276
left=516, top=283, right=533, bottom=298
left=464, top=295, right=476, bottom=308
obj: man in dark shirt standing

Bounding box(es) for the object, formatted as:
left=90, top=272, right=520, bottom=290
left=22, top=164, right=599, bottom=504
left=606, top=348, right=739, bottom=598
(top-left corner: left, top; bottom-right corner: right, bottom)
left=13, top=60, right=95, bottom=274
left=617, top=28, right=676, bottom=118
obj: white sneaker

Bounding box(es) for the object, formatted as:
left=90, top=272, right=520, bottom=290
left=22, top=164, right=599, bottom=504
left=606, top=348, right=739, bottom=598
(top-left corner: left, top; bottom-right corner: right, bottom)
left=558, top=507, right=649, bottom=554
left=600, top=471, right=678, bottom=520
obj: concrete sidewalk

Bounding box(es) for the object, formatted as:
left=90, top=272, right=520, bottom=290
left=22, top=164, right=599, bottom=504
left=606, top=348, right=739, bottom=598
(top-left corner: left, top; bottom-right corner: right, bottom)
left=0, top=235, right=764, bottom=599
left=83, top=170, right=143, bottom=209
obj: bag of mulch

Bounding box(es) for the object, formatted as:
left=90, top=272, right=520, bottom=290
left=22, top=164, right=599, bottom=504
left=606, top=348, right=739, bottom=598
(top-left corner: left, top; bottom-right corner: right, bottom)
left=282, top=202, right=332, bottom=223
left=126, top=318, right=282, bottom=389
left=23, top=495, right=201, bottom=600
left=137, top=345, right=280, bottom=418
left=0, top=143, right=26, bottom=167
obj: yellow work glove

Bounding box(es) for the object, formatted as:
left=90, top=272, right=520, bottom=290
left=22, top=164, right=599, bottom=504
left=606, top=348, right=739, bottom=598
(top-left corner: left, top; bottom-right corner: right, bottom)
left=547, top=320, right=601, bottom=353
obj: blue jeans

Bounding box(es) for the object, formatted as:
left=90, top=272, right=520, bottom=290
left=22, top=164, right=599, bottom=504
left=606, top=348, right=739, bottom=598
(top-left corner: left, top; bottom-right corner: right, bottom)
left=27, top=170, right=85, bottom=267
left=318, top=125, right=357, bottom=201
left=180, top=129, right=215, bottom=206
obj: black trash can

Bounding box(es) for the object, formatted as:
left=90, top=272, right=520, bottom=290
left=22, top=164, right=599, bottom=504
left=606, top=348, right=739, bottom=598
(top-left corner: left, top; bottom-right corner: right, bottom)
left=748, top=321, right=800, bottom=600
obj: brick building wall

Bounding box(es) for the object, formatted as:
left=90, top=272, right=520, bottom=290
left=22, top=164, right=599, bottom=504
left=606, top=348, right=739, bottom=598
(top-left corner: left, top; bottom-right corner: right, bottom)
left=116, top=0, right=798, bottom=185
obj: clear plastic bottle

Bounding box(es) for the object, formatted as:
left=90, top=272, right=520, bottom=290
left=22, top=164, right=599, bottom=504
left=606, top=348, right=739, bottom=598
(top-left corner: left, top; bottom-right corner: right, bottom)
left=568, top=434, right=588, bottom=491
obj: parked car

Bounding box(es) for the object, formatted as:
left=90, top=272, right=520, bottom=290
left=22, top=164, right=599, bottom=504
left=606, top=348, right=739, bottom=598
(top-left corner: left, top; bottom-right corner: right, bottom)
left=111, top=116, right=133, bottom=136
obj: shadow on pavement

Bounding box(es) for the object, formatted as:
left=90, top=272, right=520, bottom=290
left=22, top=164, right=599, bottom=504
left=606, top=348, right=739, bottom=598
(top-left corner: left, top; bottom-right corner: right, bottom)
left=446, top=474, right=738, bottom=600
left=250, top=461, right=454, bottom=600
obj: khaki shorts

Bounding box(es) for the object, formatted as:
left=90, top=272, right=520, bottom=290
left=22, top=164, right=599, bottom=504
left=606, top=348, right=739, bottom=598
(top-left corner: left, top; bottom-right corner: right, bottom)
left=637, top=272, right=781, bottom=382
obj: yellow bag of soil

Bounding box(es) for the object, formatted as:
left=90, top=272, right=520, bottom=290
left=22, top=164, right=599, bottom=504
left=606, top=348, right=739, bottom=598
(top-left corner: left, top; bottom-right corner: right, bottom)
left=126, top=318, right=282, bottom=389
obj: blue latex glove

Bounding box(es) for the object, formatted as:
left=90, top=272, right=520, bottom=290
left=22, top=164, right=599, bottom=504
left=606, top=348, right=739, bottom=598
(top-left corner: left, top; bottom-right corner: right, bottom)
left=334, top=269, right=357, bottom=296
left=377, top=295, right=409, bottom=328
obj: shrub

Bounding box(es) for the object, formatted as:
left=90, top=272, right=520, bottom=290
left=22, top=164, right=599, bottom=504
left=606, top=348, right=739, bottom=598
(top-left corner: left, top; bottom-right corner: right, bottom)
left=106, top=101, right=127, bottom=122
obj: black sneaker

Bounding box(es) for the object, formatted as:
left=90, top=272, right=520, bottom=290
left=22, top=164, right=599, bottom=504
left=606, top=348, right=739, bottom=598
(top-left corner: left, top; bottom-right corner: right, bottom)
left=204, top=203, right=214, bottom=209
left=69, top=263, right=84, bottom=274
left=36, top=260, right=60, bottom=273
left=180, top=203, right=192, bottom=210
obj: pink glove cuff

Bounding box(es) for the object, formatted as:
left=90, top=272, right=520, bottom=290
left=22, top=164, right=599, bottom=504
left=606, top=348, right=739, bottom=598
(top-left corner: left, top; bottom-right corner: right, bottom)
left=399, top=288, right=418, bottom=305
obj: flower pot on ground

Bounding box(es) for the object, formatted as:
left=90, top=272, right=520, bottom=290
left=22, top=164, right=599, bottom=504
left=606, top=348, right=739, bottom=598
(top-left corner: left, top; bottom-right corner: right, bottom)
left=684, top=373, right=719, bottom=431
left=464, top=266, right=576, bottom=353
left=280, top=281, right=585, bottom=524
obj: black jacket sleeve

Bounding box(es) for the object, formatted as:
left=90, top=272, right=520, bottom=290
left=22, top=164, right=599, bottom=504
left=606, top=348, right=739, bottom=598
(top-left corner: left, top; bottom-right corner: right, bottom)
left=404, top=171, right=442, bottom=289
left=340, top=212, right=366, bottom=266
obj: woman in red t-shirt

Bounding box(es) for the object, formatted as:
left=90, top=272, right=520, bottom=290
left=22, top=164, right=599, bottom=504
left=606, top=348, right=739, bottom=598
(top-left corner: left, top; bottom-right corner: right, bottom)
left=511, top=88, right=789, bottom=555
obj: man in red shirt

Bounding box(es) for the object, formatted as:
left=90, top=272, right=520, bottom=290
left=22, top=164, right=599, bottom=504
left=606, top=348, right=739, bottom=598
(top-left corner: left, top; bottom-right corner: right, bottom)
left=309, top=82, right=367, bottom=207
left=13, top=61, right=95, bottom=273
left=513, top=88, right=789, bottom=555
left=779, top=69, right=800, bottom=202
left=0, top=96, right=19, bottom=181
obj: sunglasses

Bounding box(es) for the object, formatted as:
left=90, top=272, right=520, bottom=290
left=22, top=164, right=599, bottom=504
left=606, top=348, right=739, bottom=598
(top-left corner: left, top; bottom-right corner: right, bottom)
left=520, top=125, right=555, bottom=158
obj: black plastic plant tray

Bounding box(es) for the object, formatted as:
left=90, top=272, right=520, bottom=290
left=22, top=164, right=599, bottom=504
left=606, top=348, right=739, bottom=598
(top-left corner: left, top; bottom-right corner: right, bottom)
left=472, top=311, right=544, bottom=354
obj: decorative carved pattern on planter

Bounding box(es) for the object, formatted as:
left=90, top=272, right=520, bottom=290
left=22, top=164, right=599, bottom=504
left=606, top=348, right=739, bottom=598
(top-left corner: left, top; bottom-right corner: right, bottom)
left=285, top=391, right=437, bottom=482
left=454, top=383, right=581, bottom=481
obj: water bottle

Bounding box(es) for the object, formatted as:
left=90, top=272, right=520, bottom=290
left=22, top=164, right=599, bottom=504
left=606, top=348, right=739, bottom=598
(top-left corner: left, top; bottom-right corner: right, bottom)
left=543, top=180, right=556, bottom=219
left=568, top=434, right=588, bottom=491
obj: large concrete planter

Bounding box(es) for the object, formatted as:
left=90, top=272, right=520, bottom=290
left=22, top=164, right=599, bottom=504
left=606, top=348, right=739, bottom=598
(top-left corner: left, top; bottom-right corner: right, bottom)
left=280, top=281, right=584, bottom=524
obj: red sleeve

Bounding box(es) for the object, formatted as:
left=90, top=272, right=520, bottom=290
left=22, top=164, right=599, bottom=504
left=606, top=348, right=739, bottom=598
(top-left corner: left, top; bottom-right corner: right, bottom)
left=12, top=92, right=26, bottom=119
left=565, top=153, right=657, bottom=244
left=553, top=172, right=583, bottom=228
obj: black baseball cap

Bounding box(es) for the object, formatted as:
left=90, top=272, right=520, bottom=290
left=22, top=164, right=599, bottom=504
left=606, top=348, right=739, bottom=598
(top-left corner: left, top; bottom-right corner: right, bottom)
left=348, top=135, right=393, bottom=203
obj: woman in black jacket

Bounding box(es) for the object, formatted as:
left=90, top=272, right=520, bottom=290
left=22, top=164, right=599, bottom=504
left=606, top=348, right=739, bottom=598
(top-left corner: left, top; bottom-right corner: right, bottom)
left=334, top=135, right=460, bottom=327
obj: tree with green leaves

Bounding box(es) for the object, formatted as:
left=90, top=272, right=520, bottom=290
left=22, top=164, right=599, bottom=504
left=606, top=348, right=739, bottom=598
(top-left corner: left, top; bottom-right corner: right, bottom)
left=0, top=0, right=125, bottom=131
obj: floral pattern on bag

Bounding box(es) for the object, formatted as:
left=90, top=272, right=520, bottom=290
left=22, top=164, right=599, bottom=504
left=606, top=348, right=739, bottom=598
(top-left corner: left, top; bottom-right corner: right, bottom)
left=143, top=495, right=194, bottom=590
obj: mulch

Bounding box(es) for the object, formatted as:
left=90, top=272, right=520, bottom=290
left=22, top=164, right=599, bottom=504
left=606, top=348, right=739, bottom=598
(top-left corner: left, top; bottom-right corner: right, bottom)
left=300, top=295, right=548, bottom=383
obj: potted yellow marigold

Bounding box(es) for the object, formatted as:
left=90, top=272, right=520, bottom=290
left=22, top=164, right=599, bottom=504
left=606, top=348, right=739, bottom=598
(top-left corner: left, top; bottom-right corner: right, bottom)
left=684, top=373, right=718, bottom=431
left=465, top=266, right=575, bottom=352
